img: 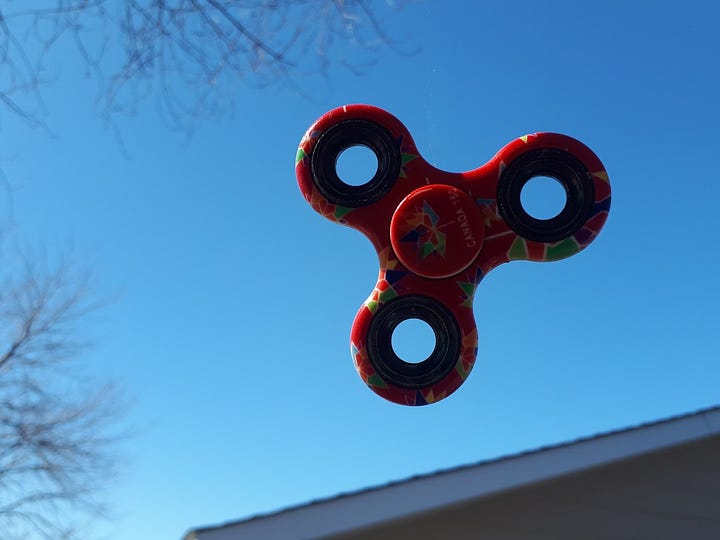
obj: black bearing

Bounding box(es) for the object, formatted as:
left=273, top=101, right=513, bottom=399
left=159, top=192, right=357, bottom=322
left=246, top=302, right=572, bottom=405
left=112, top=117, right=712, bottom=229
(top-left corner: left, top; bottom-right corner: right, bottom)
left=366, top=295, right=461, bottom=390
left=310, top=119, right=401, bottom=207
left=497, top=148, right=595, bottom=243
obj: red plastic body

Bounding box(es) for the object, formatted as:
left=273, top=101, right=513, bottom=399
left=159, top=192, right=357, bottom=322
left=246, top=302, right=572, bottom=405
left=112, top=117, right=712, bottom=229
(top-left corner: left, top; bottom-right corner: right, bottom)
left=296, top=105, right=611, bottom=406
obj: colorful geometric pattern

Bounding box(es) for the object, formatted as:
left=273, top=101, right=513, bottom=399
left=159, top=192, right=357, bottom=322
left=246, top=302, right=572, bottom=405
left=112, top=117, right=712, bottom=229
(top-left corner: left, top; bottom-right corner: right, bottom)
left=363, top=248, right=408, bottom=313
left=399, top=200, right=447, bottom=259
left=296, top=105, right=611, bottom=406
left=456, top=267, right=484, bottom=308
left=399, top=148, right=419, bottom=178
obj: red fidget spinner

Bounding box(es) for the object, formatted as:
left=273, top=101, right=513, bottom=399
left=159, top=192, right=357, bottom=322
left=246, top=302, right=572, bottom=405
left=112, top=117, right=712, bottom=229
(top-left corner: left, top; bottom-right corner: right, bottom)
left=296, top=105, right=611, bottom=406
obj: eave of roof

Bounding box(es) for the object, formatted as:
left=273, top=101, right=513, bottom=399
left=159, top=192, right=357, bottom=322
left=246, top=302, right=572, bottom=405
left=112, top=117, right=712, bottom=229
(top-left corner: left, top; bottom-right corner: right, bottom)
left=184, top=404, right=720, bottom=540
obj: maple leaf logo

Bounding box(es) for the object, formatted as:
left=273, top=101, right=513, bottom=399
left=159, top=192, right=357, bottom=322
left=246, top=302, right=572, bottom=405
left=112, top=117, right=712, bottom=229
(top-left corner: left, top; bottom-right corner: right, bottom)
left=399, top=200, right=446, bottom=259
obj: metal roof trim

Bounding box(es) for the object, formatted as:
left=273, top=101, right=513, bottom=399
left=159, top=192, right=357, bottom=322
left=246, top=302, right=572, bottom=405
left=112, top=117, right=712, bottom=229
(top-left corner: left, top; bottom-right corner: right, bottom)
left=184, top=404, right=720, bottom=540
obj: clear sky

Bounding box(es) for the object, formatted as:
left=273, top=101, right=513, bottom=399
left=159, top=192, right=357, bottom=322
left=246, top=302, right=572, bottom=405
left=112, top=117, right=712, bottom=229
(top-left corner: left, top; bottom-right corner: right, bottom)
left=2, top=1, right=720, bottom=538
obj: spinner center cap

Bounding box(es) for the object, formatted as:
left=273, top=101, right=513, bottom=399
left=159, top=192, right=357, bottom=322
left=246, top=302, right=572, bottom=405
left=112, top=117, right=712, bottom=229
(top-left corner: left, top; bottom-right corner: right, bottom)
left=390, top=185, right=485, bottom=279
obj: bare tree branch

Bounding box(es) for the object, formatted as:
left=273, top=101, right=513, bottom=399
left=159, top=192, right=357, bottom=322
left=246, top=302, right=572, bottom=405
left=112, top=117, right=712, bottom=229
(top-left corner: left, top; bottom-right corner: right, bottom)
left=0, top=244, right=124, bottom=539
left=0, top=0, right=409, bottom=132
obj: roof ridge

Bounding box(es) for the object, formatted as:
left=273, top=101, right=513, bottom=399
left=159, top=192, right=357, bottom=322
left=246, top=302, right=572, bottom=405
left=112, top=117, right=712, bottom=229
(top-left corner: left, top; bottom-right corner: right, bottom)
left=186, top=403, right=720, bottom=538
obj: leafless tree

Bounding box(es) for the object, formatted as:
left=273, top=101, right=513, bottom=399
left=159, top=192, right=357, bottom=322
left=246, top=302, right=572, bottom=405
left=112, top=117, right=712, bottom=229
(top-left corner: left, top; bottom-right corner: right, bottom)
left=0, top=0, right=407, bottom=132
left=0, top=246, right=123, bottom=540
left=0, top=3, right=403, bottom=536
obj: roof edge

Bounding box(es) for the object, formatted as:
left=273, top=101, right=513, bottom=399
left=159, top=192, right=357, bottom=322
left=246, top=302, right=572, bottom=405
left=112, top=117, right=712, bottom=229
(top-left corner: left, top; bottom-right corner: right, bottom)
left=186, top=404, right=720, bottom=540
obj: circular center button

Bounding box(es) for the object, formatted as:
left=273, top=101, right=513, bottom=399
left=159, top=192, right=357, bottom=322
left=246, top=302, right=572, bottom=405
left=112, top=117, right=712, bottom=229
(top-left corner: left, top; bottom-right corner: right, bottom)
left=390, top=185, right=485, bottom=279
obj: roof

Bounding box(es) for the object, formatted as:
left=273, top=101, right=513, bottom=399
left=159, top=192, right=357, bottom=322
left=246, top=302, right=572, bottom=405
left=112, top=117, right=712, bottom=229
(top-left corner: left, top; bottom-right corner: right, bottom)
left=184, top=405, right=720, bottom=540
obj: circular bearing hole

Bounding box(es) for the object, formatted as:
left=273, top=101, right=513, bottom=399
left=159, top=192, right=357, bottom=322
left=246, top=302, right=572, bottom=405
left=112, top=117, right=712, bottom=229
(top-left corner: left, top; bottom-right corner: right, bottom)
left=335, top=145, right=379, bottom=186
left=391, top=318, right=437, bottom=364
left=520, top=176, right=568, bottom=220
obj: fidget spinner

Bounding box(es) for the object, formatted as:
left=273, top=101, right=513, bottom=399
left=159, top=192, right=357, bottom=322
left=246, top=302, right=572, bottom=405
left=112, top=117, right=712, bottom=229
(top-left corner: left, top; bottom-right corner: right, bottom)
left=296, top=105, right=611, bottom=406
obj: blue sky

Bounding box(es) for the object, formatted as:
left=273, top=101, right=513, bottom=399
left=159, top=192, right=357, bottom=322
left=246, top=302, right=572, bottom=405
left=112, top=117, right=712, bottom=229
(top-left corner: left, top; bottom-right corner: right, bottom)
left=2, top=1, right=720, bottom=538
